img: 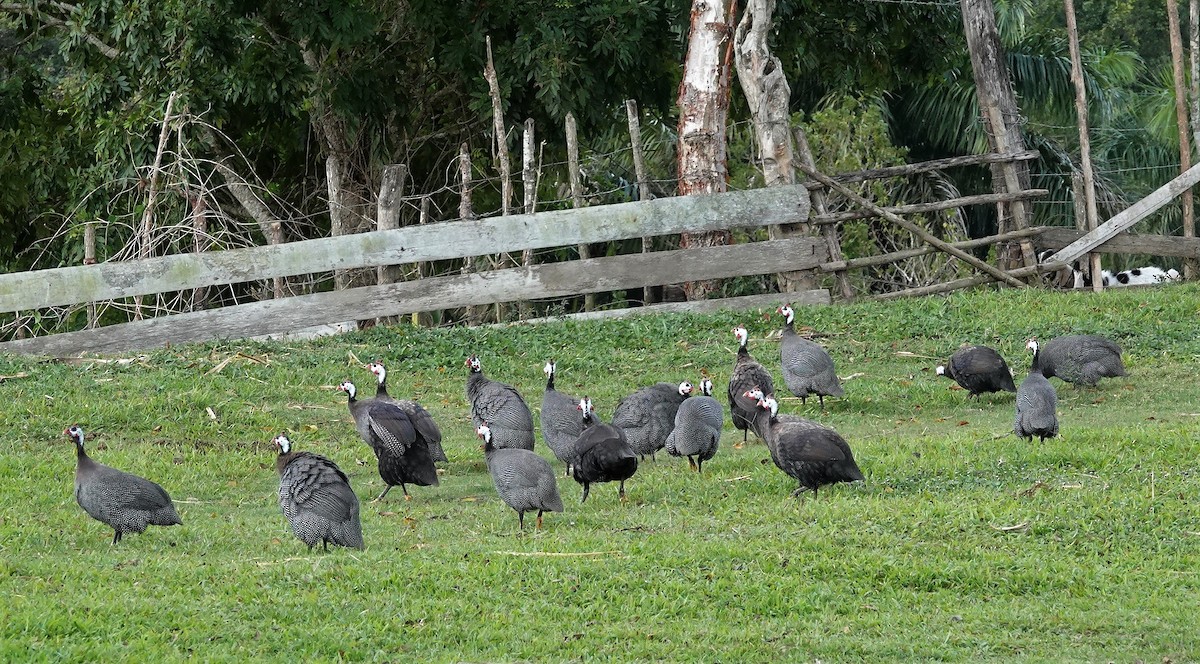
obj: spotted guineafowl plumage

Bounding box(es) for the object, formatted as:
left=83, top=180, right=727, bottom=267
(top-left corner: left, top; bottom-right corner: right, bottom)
left=778, top=304, right=843, bottom=407
left=465, top=355, right=535, bottom=450
left=728, top=324, right=775, bottom=444
left=936, top=345, right=1017, bottom=397
left=1036, top=334, right=1126, bottom=386
left=273, top=434, right=363, bottom=550
left=540, top=360, right=593, bottom=474
left=665, top=377, right=723, bottom=473
left=64, top=424, right=181, bottom=545
left=745, top=393, right=864, bottom=498
left=339, top=381, right=439, bottom=501
left=572, top=398, right=639, bottom=502
left=367, top=361, right=447, bottom=463
left=611, top=381, right=692, bottom=460
left=1014, top=339, right=1059, bottom=442
left=478, top=423, right=563, bottom=529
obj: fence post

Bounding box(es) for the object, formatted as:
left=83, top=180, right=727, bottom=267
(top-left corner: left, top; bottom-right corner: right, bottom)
left=626, top=99, right=656, bottom=305
left=565, top=113, right=595, bottom=312
left=84, top=221, right=98, bottom=329
left=520, top=118, right=537, bottom=319
left=794, top=128, right=854, bottom=300
left=376, top=164, right=406, bottom=326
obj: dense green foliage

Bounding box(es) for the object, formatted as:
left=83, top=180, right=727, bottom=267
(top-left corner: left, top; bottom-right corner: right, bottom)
left=2, top=286, right=1199, bottom=660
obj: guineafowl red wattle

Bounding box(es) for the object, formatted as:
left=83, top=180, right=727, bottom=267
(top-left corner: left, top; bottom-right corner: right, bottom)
left=728, top=324, right=775, bottom=445
left=338, top=380, right=439, bottom=501
left=778, top=304, right=843, bottom=407
left=540, top=360, right=594, bottom=475
left=936, top=345, right=1017, bottom=397
left=478, top=423, right=563, bottom=529
left=465, top=355, right=535, bottom=450
left=1014, top=339, right=1059, bottom=442
left=746, top=395, right=864, bottom=499
left=571, top=397, right=638, bottom=503
left=64, top=424, right=182, bottom=545
left=367, top=361, right=448, bottom=463
left=273, top=434, right=363, bottom=551
left=665, top=377, right=723, bottom=473
left=611, top=380, right=692, bottom=460
left=1035, top=334, right=1126, bottom=387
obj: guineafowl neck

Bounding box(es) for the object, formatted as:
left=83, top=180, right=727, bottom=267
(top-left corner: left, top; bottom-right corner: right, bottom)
left=545, top=374, right=555, bottom=391
left=73, top=438, right=88, bottom=459
left=276, top=452, right=300, bottom=476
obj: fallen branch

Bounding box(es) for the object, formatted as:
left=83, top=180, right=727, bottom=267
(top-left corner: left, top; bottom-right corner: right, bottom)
left=989, top=522, right=1029, bottom=532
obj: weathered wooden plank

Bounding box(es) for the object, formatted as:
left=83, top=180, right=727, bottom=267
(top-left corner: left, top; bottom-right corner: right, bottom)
left=1034, top=227, right=1200, bottom=258
left=1046, top=162, right=1200, bottom=265
left=811, top=190, right=1048, bottom=225
left=508, top=291, right=830, bottom=326
left=1, top=237, right=828, bottom=356
left=0, top=185, right=812, bottom=314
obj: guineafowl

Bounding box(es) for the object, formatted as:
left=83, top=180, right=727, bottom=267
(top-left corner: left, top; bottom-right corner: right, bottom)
left=665, top=377, right=723, bottom=473
left=367, top=361, right=448, bottom=463
left=728, top=324, right=775, bottom=445
left=778, top=304, right=843, bottom=407
left=1035, top=334, right=1126, bottom=386
left=465, top=355, right=535, bottom=450
left=540, top=360, right=593, bottom=475
left=273, top=434, right=363, bottom=550
left=746, top=395, right=864, bottom=499
left=572, top=397, right=639, bottom=503
left=611, top=381, right=692, bottom=460
left=64, top=424, right=181, bottom=545
left=936, top=345, right=1017, bottom=397
left=338, top=381, right=439, bottom=501
left=478, top=423, right=563, bottom=529
left=1014, top=339, right=1059, bottom=442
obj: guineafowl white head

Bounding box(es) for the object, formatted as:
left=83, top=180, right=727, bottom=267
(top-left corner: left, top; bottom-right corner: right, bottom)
left=778, top=304, right=795, bottom=325
left=476, top=423, right=492, bottom=443
left=465, top=355, right=482, bottom=373
left=64, top=424, right=85, bottom=445
left=543, top=360, right=556, bottom=378
left=337, top=381, right=357, bottom=398
left=935, top=365, right=947, bottom=376
left=743, top=386, right=765, bottom=403
left=272, top=434, right=292, bottom=454
left=1025, top=338, right=1039, bottom=354
left=577, top=396, right=594, bottom=416
left=699, top=377, right=714, bottom=396
left=733, top=325, right=749, bottom=348
left=678, top=381, right=693, bottom=397
left=367, top=362, right=387, bottom=384
left=761, top=395, right=780, bottom=417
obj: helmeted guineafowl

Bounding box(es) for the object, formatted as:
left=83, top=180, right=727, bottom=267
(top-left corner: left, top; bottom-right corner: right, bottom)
left=465, top=355, right=535, bottom=450
left=611, top=381, right=692, bottom=460
left=728, top=324, right=775, bottom=445
left=540, top=360, right=594, bottom=475
left=339, top=380, right=439, bottom=501
left=64, top=424, right=181, bottom=545
left=367, top=361, right=448, bottom=463
left=665, top=377, right=723, bottom=473
left=745, top=395, right=864, bottom=499
left=778, top=304, right=843, bottom=407
left=1035, top=334, right=1126, bottom=386
left=936, top=345, right=1017, bottom=397
left=273, top=434, right=363, bottom=551
left=478, top=423, right=563, bottom=529
left=1014, top=339, right=1059, bottom=442
left=572, top=397, right=639, bottom=503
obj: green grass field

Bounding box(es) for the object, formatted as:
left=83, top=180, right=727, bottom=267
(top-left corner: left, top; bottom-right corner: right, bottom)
left=2, top=286, right=1199, bottom=662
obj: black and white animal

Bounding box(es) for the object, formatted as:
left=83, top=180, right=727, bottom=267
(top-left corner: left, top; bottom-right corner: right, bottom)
left=935, top=345, right=1017, bottom=397
left=610, top=380, right=693, bottom=460
left=1110, top=266, right=1181, bottom=287
left=571, top=397, right=639, bottom=503
left=273, top=434, right=363, bottom=550
left=665, top=377, right=724, bottom=473
left=465, top=355, right=535, bottom=450
left=64, top=424, right=182, bottom=545
left=478, top=423, right=563, bottom=530
left=728, top=324, right=775, bottom=445
left=745, top=394, right=864, bottom=499
left=540, top=360, right=591, bottom=474
left=1033, top=334, right=1126, bottom=387
left=367, top=361, right=447, bottom=463
left=1014, top=339, right=1059, bottom=442
left=778, top=304, right=843, bottom=407
left=338, top=380, right=439, bottom=501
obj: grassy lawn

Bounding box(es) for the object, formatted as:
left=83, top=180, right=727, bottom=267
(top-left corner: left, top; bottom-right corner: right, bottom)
left=2, top=285, right=1198, bottom=662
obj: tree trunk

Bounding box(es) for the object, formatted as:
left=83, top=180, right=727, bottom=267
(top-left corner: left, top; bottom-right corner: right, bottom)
left=677, top=0, right=737, bottom=301
left=1064, top=0, right=1104, bottom=291
left=1168, top=0, right=1198, bottom=279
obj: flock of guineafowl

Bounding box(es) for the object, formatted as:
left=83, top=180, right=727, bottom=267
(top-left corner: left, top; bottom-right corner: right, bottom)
left=62, top=303, right=1127, bottom=550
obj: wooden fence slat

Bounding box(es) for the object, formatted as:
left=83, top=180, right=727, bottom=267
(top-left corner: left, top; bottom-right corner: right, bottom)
left=801, top=150, right=1040, bottom=190
left=1035, top=227, right=1200, bottom=258
left=811, top=190, right=1048, bottom=225
left=0, top=185, right=811, bottom=314
left=0, top=236, right=828, bottom=356
left=511, top=291, right=831, bottom=326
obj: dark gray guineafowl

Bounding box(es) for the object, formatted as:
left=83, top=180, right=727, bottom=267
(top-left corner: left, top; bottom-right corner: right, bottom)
left=540, top=360, right=593, bottom=475
left=1014, top=339, right=1059, bottom=442
left=665, top=377, right=723, bottom=473
left=465, top=355, right=535, bottom=450
left=728, top=324, right=775, bottom=445
left=778, top=304, right=843, bottom=407
left=611, top=380, right=692, bottom=460
left=936, top=345, right=1017, bottom=397
left=1036, top=334, right=1126, bottom=386
left=367, top=361, right=447, bottom=463
left=572, top=397, right=639, bottom=502
left=747, top=395, right=864, bottom=499
left=273, top=434, right=363, bottom=550
left=339, top=381, right=439, bottom=501
left=478, top=423, right=563, bottom=529
left=64, top=424, right=181, bottom=545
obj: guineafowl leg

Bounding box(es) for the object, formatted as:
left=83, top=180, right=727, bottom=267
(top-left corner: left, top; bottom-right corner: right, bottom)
left=580, top=483, right=591, bottom=503
left=373, top=485, right=393, bottom=502
left=111, top=529, right=121, bottom=545
left=687, top=456, right=698, bottom=471
left=518, top=511, right=525, bottom=530
left=791, top=485, right=812, bottom=499
left=818, top=395, right=825, bottom=408
left=618, top=481, right=628, bottom=502
left=697, top=458, right=704, bottom=474
left=536, top=510, right=544, bottom=529
left=402, top=484, right=412, bottom=501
